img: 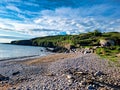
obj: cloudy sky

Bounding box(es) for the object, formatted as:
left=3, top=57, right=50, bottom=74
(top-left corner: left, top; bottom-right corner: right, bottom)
left=0, top=0, right=120, bottom=43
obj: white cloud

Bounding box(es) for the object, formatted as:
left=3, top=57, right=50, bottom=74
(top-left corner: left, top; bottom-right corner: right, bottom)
left=6, top=5, right=21, bottom=12
left=0, top=7, right=120, bottom=42
left=23, top=2, right=39, bottom=7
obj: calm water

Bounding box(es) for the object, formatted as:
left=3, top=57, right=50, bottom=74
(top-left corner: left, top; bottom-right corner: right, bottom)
left=0, top=43, right=50, bottom=60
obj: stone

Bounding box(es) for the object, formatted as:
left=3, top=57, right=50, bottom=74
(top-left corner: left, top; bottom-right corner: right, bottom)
left=100, top=87, right=108, bottom=90
left=45, top=73, right=55, bottom=76
left=91, top=77, right=95, bottom=80
left=99, top=77, right=103, bottom=81
left=116, top=53, right=120, bottom=57
left=94, top=71, right=103, bottom=76
left=79, top=81, right=86, bottom=86
left=76, top=71, right=83, bottom=74
left=0, top=74, right=9, bottom=81
left=12, top=71, right=20, bottom=76
left=86, top=79, right=93, bottom=84
left=86, top=85, right=96, bottom=90
left=99, top=39, right=115, bottom=47
left=68, top=79, right=73, bottom=86
left=68, top=79, right=73, bottom=83
left=66, top=74, right=72, bottom=79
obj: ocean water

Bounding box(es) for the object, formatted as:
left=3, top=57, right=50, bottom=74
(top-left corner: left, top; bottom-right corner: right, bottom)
left=0, top=43, right=50, bottom=60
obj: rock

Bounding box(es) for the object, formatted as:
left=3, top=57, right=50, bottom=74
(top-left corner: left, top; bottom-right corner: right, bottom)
left=45, top=73, right=55, bottom=76
left=94, top=71, right=103, bottom=76
left=100, top=87, right=108, bottom=90
left=79, top=81, right=87, bottom=86
left=86, top=85, right=96, bottom=90
left=91, top=77, right=95, bottom=80
left=86, top=79, right=93, bottom=84
left=12, top=71, right=20, bottom=76
left=68, top=79, right=73, bottom=83
left=99, top=39, right=115, bottom=47
left=84, top=51, right=87, bottom=54
left=84, top=50, right=91, bottom=54
left=68, top=79, right=73, bottom=86
left=0, top=74, right=5, bottom=81
left=0, top=74, right=9, bottom=81
left=99, top=77, right=103, bottom=81
left=116, top=53, right=120, bottom=57
left=66, top=74, right=72, bottom=79
left=75, top=71, right=83, bottom=74
left=92, top=46, right=99, bottom=49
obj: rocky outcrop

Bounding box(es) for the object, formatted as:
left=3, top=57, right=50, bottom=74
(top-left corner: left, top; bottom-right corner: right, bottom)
left=99, top=39, right=115, bottom=46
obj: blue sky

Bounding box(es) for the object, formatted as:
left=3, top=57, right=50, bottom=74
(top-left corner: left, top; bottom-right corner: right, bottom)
left=0, top=0, right=120, bottom=43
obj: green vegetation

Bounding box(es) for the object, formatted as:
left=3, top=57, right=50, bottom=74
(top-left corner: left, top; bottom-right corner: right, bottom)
left=95, top=46, right=120, bottom=66
left=11, top=30, right=120, bottom=62
left=11, top=30, right=120, bottom=48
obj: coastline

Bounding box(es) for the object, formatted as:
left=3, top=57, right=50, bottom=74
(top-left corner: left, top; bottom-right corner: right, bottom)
left=0, top=52, right=120, bottom=90
left=0, top=55, right=40, bottom=62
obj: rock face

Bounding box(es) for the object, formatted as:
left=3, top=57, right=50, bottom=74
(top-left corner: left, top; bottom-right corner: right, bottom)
left=99, top=39, right=115, bottom=46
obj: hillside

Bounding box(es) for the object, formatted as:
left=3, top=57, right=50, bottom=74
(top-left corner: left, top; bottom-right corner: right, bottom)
left=11, top=30, right=120, bottom=62
left=11, top=30, right=120, bottom=48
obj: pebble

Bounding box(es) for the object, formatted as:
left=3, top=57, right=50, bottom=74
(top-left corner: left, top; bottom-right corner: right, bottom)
left=12, top=71, right=20, bottom=76
left=94, top=71, right=103, bottom=76
left=87, top=85, right=96, bottom=90
left=68, top=79, right=73, bottom=83
left=79, top=81, right=86, bottom=86
left=66, top=74, right=72, bottom=79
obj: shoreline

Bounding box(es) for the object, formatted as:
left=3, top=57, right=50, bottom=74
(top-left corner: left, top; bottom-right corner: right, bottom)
left=0, top=52, right=120, bottom=90
left=0, top=55, right=40, bottom=62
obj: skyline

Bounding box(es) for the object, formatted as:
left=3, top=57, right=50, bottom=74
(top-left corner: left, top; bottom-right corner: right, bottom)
left=0, top=0, right=120, bottom=43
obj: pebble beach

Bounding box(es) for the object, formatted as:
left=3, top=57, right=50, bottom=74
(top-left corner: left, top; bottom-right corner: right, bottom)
left=0, top=52, right=120, bottom=90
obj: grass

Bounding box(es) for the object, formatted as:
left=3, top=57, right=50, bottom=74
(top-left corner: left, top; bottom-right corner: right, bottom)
left=95, top=46, right=120, bottom=66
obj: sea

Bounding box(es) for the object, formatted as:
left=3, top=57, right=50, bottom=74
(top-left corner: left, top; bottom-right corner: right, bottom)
left=0, top=43, right=51, bottom=60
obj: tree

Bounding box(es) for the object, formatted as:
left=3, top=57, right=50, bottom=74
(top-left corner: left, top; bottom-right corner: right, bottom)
left=93, top=30, right=102, bottom=36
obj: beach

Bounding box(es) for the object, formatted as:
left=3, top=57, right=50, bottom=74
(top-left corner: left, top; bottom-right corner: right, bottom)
left=0, top=52, right=120, bottom=90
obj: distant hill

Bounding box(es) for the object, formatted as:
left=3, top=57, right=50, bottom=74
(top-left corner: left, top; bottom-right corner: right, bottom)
left=11, top=30, right=120, bottom=48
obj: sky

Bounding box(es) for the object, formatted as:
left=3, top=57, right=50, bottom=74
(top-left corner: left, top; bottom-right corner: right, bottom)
left=0, top=0, right=120, bottom=43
